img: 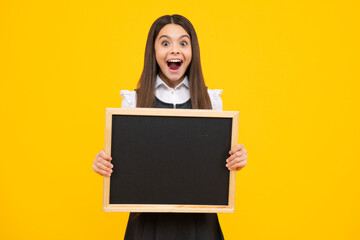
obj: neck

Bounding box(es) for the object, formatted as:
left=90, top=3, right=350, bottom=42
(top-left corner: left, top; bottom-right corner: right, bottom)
left=158, top=72, right=185, bottom=88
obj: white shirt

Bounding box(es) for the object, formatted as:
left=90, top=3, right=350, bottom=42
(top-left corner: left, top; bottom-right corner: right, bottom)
left=120, top=75, right=223, bottom=110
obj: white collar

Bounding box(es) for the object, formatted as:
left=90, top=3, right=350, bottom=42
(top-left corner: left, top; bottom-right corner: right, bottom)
left=155, top=75, right=189, bottom=90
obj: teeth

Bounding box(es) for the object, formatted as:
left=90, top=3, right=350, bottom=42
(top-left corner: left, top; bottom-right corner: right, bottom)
left=167, top=59, right=182, bottom=63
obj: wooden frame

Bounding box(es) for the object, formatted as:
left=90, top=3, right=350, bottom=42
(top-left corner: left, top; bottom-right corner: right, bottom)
left=103, top=108, right=239, bottom=213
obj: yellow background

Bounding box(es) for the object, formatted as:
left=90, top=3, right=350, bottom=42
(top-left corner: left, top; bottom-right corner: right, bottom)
left=1, top=0, right=359, bottom=239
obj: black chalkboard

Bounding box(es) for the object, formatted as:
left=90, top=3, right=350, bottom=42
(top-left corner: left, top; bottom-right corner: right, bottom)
left=103, top=108, right=239, bottom=213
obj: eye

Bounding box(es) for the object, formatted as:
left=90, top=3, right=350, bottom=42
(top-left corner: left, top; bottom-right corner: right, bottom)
left=180, top=41, right=188, bottom=46
left=161, top=41, right=169, bottom=46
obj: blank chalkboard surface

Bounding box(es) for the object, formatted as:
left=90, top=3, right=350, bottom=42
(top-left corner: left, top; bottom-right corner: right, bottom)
left=103, top=108, right=239, bottom=213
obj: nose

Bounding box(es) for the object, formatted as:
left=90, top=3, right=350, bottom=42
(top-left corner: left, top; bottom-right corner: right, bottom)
left=170, top=45, right=180, bottom=55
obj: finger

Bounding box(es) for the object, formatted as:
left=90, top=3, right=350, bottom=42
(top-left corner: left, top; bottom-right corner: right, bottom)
left=228, top=160, right=247, bottom=171
left=226, top=150, right=245, bottom=163
left=92, top=164, right=111, bottom=177
left=95, top=161, right=113, bottom=174
left=97, top=157, right=113, bottom=169
left=229, top=144, right=244, bottom=155
left=98, top=149, right=112, bottom=161
left=226, top=155, right=247, bottom=169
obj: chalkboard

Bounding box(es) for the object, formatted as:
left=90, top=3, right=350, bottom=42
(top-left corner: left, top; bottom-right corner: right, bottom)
left=103, top=108, right=239, bottom=213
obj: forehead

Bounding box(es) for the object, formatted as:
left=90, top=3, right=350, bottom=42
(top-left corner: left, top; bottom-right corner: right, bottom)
left=157, top=24, right=189, bottom=39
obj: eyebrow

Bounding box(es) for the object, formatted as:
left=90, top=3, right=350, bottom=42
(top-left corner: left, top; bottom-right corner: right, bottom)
left=158, top=34, right=190, bottom=40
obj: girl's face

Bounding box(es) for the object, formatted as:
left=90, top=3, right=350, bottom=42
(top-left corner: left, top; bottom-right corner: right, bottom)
left=155, top=24, right=192, bottom=88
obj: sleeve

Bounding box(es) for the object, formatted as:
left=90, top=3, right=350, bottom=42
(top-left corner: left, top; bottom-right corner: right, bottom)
left=120, top=90, right=137, bottom=108
left=207, top=89, right=223, bottom=110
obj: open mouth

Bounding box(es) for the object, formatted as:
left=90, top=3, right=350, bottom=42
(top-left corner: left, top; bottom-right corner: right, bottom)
left=167, top=59, right=183, bottom=71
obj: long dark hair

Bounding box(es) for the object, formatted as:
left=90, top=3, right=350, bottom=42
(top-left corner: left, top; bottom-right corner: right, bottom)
left=136, top=14, right=212, bottom=109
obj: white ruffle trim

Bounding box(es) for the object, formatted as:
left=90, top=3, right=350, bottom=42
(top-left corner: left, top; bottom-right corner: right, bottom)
left=120, top=90, right=137, bottom=108
left=207, top=89, right=223, bottom=110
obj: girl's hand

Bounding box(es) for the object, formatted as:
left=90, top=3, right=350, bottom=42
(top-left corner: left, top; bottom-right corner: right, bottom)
left=92, top=149, right=113, bottom=177
left=226, top=144, right=248, bottom=171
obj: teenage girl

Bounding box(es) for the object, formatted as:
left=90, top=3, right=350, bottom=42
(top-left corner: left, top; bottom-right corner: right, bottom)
left=92, top=14, right=248, bottom=240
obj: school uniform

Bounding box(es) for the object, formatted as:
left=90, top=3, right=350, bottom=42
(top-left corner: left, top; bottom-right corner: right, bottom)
left=120, top=75, right=224, bottom=240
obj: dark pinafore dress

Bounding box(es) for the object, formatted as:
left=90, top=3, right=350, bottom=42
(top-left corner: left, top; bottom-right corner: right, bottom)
left=124, top=97, right=224, bottom=240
